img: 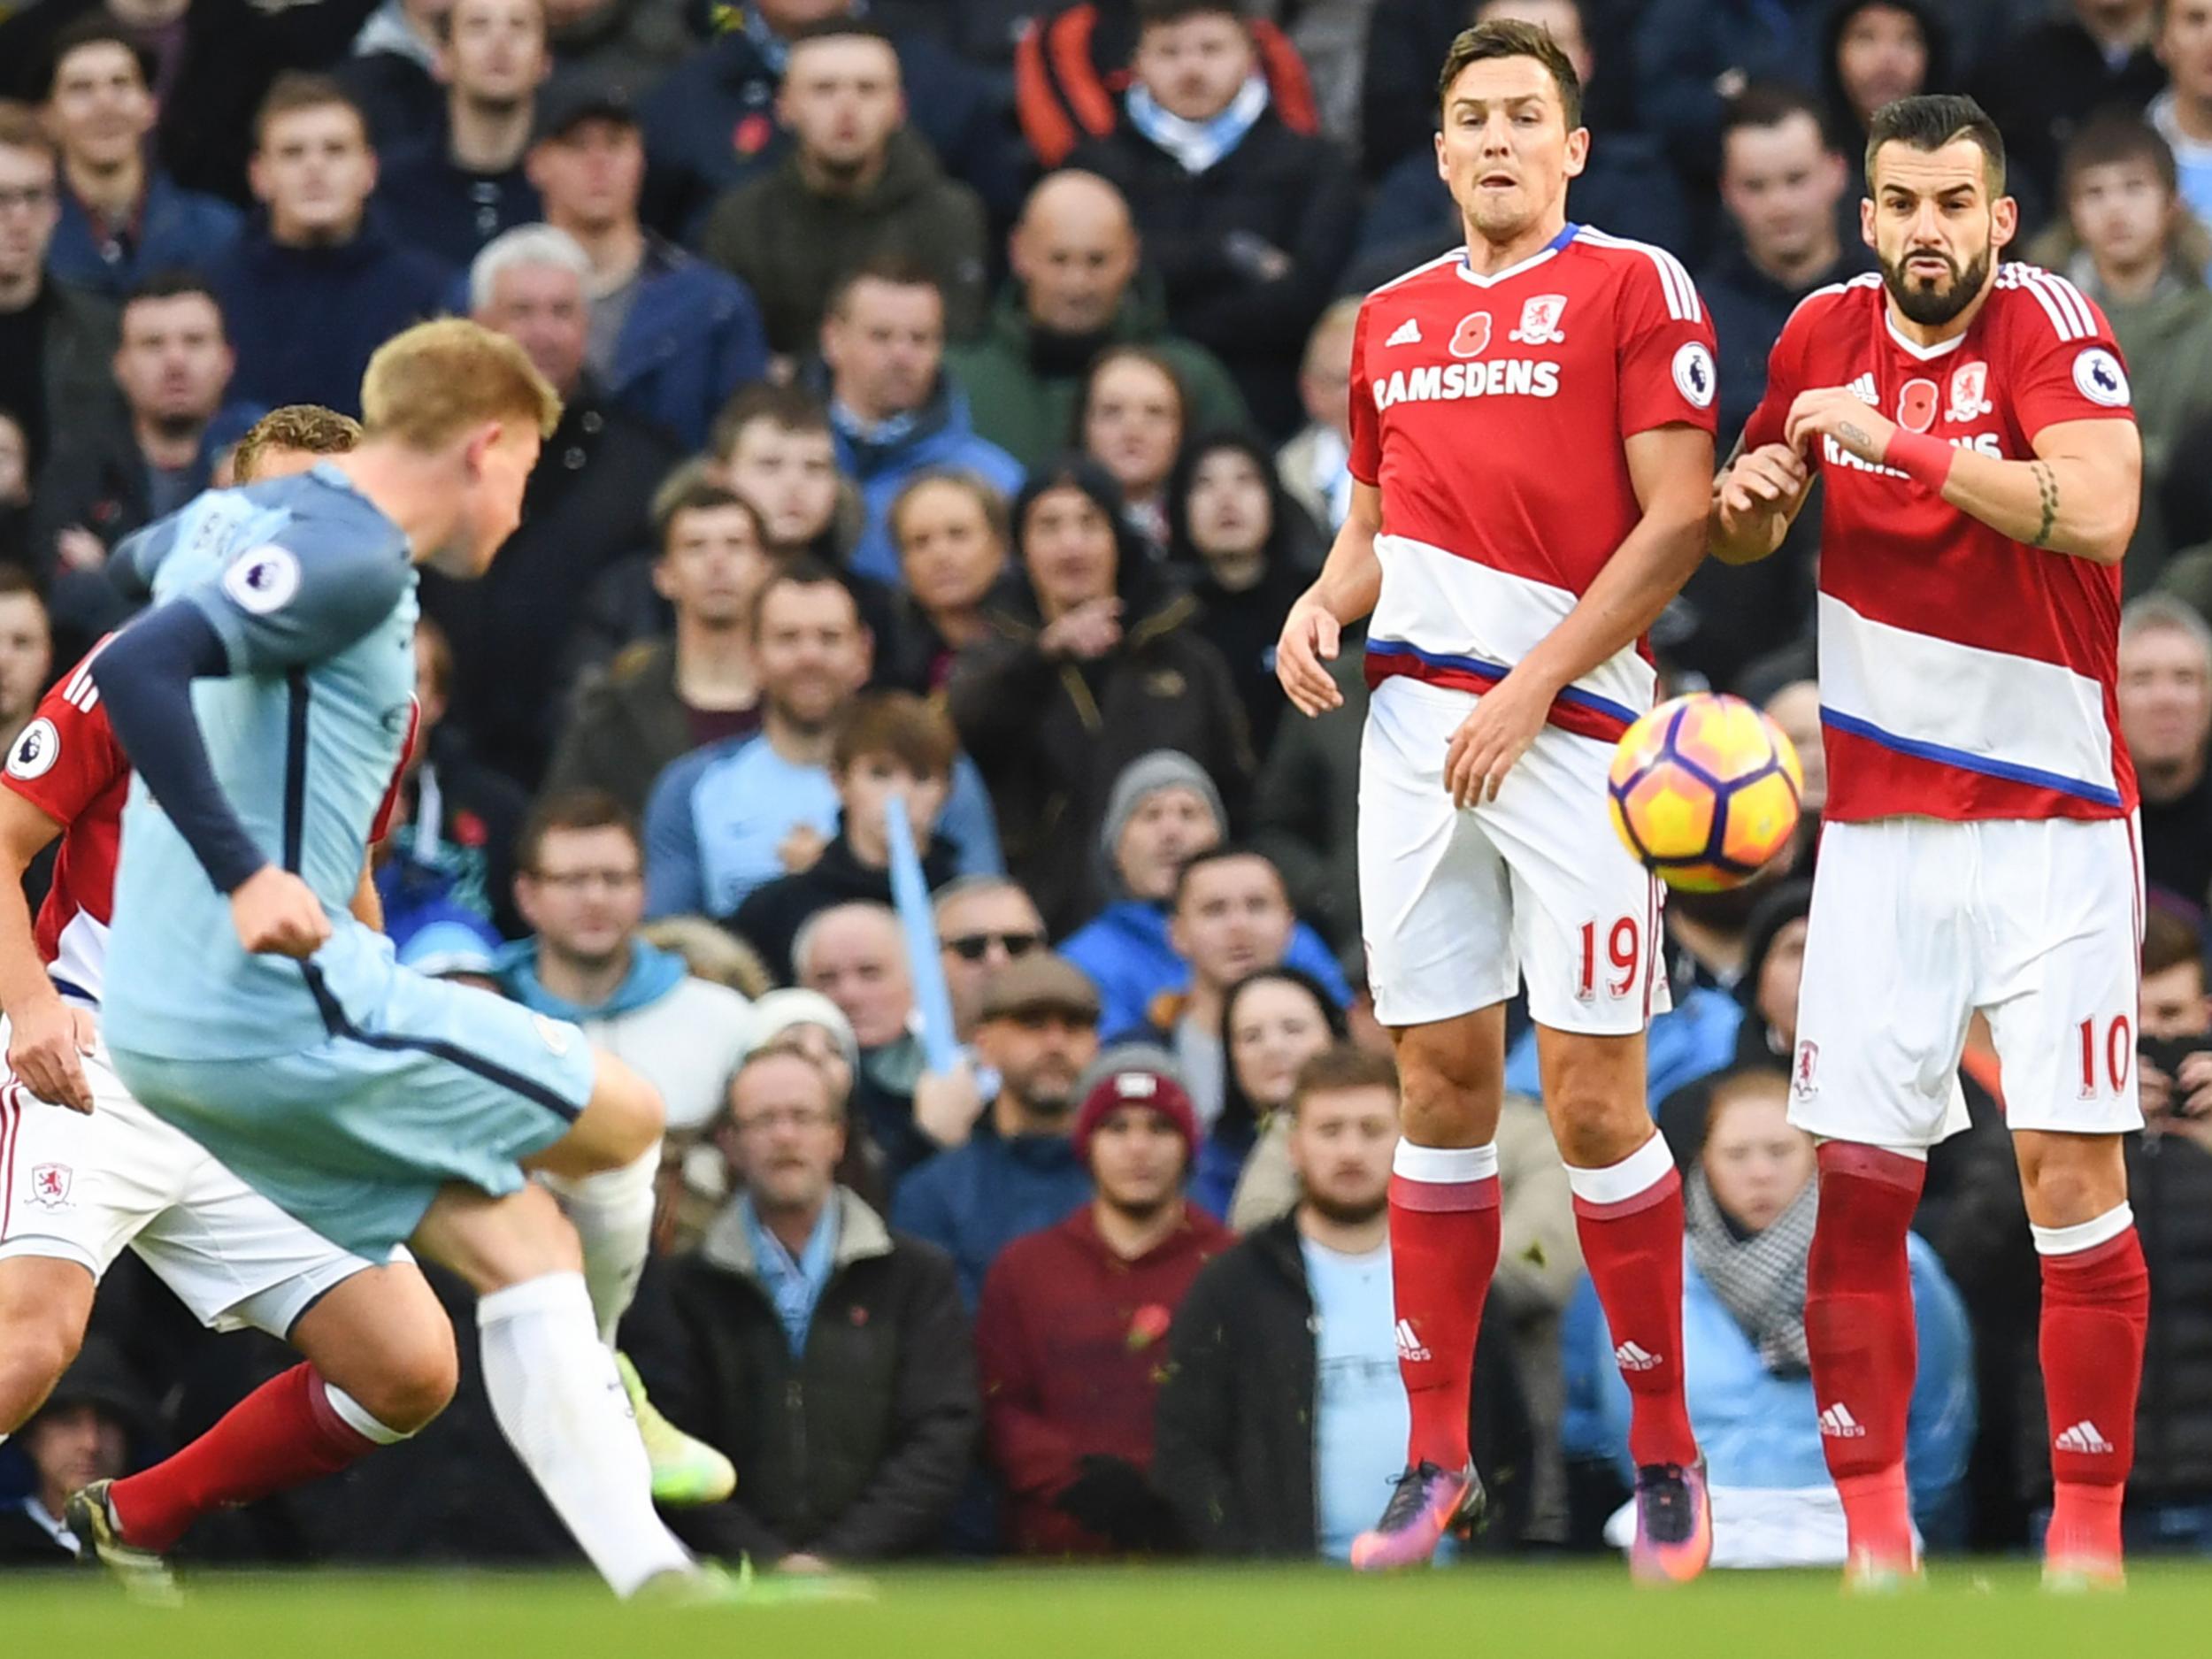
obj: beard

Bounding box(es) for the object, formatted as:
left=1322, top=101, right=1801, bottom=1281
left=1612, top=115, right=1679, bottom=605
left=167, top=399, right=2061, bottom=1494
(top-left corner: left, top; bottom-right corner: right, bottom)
left=1881, top=242, right=1993, bottom=326
left=1303, top=1187, right=1386, bottom=1228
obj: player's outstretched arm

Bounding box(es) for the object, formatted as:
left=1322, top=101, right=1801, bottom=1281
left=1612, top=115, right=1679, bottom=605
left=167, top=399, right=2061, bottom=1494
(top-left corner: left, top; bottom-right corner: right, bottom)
left=0, top=790, right=93, bottom=1112
left=1785, top=392, right=2140, bottom=564
left=1445, top=424, right=1713, bottom=804
left=1276, top=480, right=1383, bottom=717
left=1709, top=437, right=1813, bottom=565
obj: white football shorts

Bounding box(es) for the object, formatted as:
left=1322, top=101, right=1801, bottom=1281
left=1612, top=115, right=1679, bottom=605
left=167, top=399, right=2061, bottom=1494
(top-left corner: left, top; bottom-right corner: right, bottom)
left=1358, top=674, right=1668, bottom=1033
left=0, top=1027, right=385, bottom=1336
left=1790, top=813, right=2146, bottom=1148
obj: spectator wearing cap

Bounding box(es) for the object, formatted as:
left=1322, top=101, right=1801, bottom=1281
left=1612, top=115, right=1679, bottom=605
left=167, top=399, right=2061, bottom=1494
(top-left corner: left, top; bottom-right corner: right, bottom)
left=1062, top=0, right=1358, bottom=435
left=526, top=81, right=768, bottom=451
left=492, top=789, right=754, bottom=1144
left=733, top=692, right=964, bottom=985
left=211, top=75, right=450, bottom=419
left=625, top=1046, right=979, bottom=1569
left=893, top=954, right=1103, bottom=1306
left=639, top=0, right=1015, bottom=244
left=943, top=170, right=1250, bottom=474
left=1063, top=753, right=1346, bottom=1037
left=38, top=19, right=242, bottom=300
left=396, top=906, right=503, bottom=989
left=0, top=1339, right=152, bottom=1566
left=373, top=0, right=549, bottom=270
left=421, top=221, right=683, bottom=789
left=1156, top=1045, right=1536, bottom=1558
left=974, top=1046, right=1232, bottom=1555
left=698, top=22, right=990, bottom=358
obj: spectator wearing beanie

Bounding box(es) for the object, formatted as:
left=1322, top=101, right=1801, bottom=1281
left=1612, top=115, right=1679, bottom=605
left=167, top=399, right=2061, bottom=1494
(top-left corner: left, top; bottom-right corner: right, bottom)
left=1063, top=751, right=1347, bottom=1037
left=974, top=1046, right=1232, bottom=1555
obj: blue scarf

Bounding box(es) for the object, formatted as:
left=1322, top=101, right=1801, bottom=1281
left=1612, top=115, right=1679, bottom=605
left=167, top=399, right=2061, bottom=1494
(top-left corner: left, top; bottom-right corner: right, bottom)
left=492, top=937, right=688, bottom=1021
left=1125, top=73, right=1270, bottom=175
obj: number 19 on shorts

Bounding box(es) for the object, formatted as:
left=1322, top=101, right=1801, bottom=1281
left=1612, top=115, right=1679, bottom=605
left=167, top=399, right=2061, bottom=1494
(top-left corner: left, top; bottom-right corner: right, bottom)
left=1578, top=916, right=1643, bottom=1002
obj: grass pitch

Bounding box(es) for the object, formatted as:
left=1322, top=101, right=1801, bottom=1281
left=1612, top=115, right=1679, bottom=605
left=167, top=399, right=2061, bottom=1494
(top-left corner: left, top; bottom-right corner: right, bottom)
left=2, top=1562, right=2203, bottom=1659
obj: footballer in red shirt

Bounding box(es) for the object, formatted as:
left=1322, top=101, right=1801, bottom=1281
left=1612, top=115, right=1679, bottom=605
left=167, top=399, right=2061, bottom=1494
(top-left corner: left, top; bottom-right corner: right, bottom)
left=1275, top=18, right=1717, bottom=1578
left=1712, top=95, right=2147, bottom=1589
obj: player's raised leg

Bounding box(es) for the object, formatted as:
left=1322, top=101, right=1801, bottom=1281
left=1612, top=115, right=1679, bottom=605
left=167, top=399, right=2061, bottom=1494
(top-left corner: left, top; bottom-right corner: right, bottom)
left=1536, top=1024, right=1708, bottom=1582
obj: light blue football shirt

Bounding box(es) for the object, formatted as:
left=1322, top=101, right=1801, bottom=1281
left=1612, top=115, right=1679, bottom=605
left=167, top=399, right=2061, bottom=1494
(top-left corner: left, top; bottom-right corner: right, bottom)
left=101, top=464, right=419, bottom=1060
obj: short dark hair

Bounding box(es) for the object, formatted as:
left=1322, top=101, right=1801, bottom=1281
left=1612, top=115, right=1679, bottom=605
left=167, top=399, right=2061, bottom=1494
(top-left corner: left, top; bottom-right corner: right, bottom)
left=0, top=564, right=46, bottom=606
left=1289, top=1043, right=1398, bottom=1116
left=2061, top=113, right=2179, bottom=201
left=654, top=476, right=767, bottom=551
left=255, top=73, right=366, bottom=150
left=2144, top=907, right=2205, bottom=982
left=122, top=269, right=225, bottom=326
left=1436, top=19, right=1582, bottom=134
left=826, top=252, right=944, bottom=320
left=1171, top=843, right=1284, bottom=911
left=831, top=690, right=957, bottom=781
left=749, top=556, right=863, bottom=641
left=1720, top=83, right=1830, bottom=150
left=0, top=100, right=58, bottom=164
left=1135, top=0, right=1248, bottom=27
left=1864, top=92, right=2004, bottom=195
left=233, top=405, right=361, bottom=482
left=43, top=16, right=157, bottom=103
left=711, top=381, right=831, bottom=461
left=518, top=788, right=641, bottom=875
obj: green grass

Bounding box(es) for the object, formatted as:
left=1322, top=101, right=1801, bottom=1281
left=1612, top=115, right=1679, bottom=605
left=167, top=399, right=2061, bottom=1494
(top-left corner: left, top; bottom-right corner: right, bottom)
left=2, top=1562, right=2205, bottom=1659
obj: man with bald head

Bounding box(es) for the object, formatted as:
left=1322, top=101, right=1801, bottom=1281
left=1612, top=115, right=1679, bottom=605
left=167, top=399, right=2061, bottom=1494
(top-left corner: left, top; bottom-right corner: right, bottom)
left=943, top=168, right=1248, bottom=471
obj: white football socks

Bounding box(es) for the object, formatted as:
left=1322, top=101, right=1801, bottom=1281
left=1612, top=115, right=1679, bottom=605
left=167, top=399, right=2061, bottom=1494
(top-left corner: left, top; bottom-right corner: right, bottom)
left=477, top=1271, right=693, bottom=1596
left=541, top=1141, right=660, bottom=1347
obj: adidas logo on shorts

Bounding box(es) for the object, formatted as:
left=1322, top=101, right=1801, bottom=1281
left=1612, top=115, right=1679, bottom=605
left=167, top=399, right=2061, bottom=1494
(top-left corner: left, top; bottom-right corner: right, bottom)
left=1614, top=1341, right=1661, bottom=1372
left=1819, top=1402, right=1868, bottom=1439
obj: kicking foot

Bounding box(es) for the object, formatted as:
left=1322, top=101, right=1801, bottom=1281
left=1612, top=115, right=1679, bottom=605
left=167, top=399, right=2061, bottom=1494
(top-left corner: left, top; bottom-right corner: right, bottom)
left=617, top=1351, right=737, bottom=1506
left=65, top=1479, right=183, bottom=1608
left=1628, top=1459, right=1712, bottom=1585
left=1349, top=1461, right=1484, bottom=1571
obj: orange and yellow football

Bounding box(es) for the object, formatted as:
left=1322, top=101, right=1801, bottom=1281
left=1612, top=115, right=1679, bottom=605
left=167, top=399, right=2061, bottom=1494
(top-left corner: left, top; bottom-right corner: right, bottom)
left=1608, top=692, right=1803, bottom=892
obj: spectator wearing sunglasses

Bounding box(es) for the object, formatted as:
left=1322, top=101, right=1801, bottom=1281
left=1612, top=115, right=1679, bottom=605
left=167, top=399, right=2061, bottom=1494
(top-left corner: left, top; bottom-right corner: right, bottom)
left=1063, top=750, right=1348, bottom=1037
left=935, top=877, right=1051, bottom=1045
left=731, top=691, right=963, bottom=984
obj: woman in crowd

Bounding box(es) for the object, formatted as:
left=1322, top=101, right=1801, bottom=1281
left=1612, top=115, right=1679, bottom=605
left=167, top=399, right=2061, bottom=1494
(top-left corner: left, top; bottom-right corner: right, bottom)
left=1198, top=966, right=1346, bottom=1223
left=949, top=457, right=1252, bottom=934
left=1166, top=431, right=1326, bottom=760
left=1582, top=1069, right=1976, bottom=1568
left=1078, top=347, right=1187, bottom=557
left=886, top=472, right=1014, bottom=695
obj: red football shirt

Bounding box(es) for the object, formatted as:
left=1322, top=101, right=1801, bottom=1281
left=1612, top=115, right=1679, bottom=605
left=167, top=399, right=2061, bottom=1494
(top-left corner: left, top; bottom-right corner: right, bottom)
left=1739, top=265, right=2139, bottom=822
left=1349, top=223, right=1720, bottom=741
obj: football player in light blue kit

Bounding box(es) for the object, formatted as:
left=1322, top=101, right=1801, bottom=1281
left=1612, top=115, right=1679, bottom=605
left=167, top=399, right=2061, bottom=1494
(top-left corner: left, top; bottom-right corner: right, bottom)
left=88, top=320, right=721, bottom=1601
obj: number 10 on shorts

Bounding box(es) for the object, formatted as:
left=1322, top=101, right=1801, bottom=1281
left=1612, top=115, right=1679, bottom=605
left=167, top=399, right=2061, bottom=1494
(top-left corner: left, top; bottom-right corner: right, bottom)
left=1578, top=916, right=1642, bottom=1002
left=2078, top=1015, right=2132, bottom=1099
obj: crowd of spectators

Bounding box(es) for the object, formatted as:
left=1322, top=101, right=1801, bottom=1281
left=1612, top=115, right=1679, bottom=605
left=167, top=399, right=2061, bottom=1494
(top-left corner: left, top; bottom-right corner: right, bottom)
left=5, top=0, right=2212, bottom=1577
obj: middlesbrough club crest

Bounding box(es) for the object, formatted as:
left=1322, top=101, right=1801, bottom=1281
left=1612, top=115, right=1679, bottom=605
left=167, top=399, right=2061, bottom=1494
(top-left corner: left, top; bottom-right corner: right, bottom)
left=1510, top=294, right=1568, bottom=345
left=1792, top=1041, right=1819, bottom=1102
left=1896, top=378, right=1939, bottom=433
left=1947, top=360, right=1993, bottom=424
left=1448, top=311, right=1493, bottom=358
left=27, top=1164, right=72, bottom=1210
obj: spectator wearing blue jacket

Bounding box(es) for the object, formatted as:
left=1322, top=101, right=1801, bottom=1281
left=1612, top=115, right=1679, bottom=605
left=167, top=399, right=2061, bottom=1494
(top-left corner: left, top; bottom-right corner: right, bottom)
left=644, top=562, right=1002, bottom=923
left=809, top=258, right=1024, bottom=586
left=1634, top=0, right=1832, bottom=184
left=527, top=81, right=769, bottom=449
left=39, top=21, right=242, bottom=298
left=1574, top=1070, right=1975, bottom=1567
left=891, top=954, right=1102, bottom=1307
left=1064, top=749, right=1348, bottom=1036
left=637, top=0, right=1019, bottom=239
left=213, top=74, right=451, bottom=418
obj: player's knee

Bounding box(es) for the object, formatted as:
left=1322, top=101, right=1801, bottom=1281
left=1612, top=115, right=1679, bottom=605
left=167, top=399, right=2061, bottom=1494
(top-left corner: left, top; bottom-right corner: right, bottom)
left=354, top=1331, right=458, bottom=1436
left=2019, top=1133, right=2127, bottom=1229
left=1394, top=1042, right=1501, bottom=1143
left=588, top=1056, right=664, bottom=1166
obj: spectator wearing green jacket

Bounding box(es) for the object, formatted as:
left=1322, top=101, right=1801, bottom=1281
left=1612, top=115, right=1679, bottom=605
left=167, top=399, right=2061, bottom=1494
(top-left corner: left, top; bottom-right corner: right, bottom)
left=943, top=170, right=1248, bottom=472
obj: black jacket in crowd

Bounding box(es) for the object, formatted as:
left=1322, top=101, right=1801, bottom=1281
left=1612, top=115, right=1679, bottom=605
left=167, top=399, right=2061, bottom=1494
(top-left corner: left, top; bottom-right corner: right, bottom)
left=419, top=378, right=684, bottom=790
left=1068, top=109, right=1361, bottom=436
left=730, top=821, right=960, bottom=986
left=627, top=1187, right=980, bottom=1564
left=1153, top=1213, right=1534, bottom=1557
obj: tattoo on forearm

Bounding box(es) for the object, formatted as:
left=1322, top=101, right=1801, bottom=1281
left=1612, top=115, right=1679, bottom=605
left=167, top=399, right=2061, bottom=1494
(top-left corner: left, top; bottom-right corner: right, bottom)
left=1839, top=421, right=1871, bottom=449
left=2031, top=461, right=2059, bottom=547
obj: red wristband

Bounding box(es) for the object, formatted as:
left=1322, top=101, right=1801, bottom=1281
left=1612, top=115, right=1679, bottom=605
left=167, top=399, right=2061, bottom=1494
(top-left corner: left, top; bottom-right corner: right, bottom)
left=1882, top=427, right=1955, bottom=490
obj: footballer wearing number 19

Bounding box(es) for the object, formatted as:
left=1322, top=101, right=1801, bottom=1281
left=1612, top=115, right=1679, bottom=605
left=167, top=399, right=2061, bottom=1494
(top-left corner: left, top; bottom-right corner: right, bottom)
left=1273, top=17, right=1718, bottom=1579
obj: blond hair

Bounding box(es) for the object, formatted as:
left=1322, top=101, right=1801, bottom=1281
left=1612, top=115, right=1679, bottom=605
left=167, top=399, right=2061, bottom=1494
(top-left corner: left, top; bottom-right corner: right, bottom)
left=232, top=404, right=362, bottom=483
left=358, top=319, right=562, bottom=451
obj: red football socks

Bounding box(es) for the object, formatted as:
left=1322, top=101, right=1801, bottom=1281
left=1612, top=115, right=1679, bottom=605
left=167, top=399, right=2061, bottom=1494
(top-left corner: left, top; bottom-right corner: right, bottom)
left=109, top=1364, right=382, bottom=1554
left=1570, top=1133, right=1699, bottom=1471
left=2039, top=1222, right=2147, bottom=1569
left=1388, top=1141, right=1502, bottom=1471
left=1804, top=1141, right=1925, bottom=1565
